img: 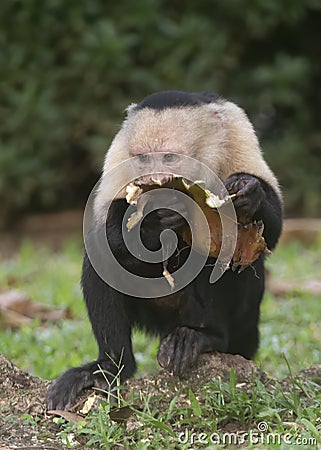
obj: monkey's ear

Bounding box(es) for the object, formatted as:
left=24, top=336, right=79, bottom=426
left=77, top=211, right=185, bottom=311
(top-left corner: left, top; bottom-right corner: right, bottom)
left=125, top=103, right=138, bottom=116
left=207, top=101, right=225, bottom=119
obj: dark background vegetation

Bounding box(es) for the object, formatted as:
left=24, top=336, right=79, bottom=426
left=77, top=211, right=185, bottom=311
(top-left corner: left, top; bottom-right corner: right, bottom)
left=1, top=0, right=321, bottom=224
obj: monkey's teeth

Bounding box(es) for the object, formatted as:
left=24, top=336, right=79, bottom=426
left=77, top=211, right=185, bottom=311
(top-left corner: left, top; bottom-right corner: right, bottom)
left=150, top=177, right=163, bottom=185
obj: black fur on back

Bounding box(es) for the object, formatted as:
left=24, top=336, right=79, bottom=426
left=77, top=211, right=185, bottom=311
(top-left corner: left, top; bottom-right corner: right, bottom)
left=134, top=90, right=221, bottom=111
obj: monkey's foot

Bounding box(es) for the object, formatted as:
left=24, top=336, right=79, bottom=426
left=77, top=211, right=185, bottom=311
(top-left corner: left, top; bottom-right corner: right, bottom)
left=46, top=360, right=115, bottom=411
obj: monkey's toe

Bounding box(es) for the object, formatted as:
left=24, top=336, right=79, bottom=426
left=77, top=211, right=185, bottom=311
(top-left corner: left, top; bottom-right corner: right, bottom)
left=46, top=368, right=85, bottom=411
left=46, top=361, right=111, bottom=411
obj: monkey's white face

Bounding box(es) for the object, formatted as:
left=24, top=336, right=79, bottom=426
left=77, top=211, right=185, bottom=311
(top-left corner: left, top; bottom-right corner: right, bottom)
left=125, top=106, right=222, bottom=183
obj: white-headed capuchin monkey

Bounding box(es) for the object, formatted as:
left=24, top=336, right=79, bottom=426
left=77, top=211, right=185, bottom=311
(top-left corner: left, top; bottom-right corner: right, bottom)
left=47, top=91, right=282, bottom=410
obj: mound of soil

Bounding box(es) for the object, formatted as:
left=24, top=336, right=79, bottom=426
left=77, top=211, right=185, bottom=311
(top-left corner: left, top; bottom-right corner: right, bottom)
left=1, top=354, right=320, bottom=449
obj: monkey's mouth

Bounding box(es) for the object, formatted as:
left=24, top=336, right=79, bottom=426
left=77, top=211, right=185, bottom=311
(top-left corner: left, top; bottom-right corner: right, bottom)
left=134, top=173, right=175, bottom=187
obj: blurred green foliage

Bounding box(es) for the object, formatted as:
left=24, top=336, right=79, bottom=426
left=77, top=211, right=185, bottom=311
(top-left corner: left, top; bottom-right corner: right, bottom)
left=1, top=0, right=321, bottom=221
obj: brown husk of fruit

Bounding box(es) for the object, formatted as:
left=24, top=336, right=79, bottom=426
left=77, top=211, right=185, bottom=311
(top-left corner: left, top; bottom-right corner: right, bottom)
left=125, top=176, right=270, bottom=273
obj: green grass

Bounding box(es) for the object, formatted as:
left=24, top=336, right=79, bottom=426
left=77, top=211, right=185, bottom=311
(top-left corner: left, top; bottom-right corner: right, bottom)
left=0, top=237, right=321, bottom=448
left=258, top=238, right=321, bottom=377
left=0, top=238, right=320, bottom=380
left=0, top=240, right=95, bottom=378
left=57, top=369, right=321, bottom=449
left=0, top=239, right=159, bottom=379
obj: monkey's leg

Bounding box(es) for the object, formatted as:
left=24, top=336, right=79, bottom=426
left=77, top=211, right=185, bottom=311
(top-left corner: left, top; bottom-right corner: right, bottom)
left=46, top=252, right=136, bottom=410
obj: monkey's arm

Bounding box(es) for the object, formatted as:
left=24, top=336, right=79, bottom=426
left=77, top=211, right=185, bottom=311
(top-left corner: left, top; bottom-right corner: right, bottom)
left=224, top=173, right=282, bottom=249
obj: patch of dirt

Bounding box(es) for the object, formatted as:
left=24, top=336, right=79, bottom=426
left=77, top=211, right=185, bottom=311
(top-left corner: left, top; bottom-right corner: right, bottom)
left=0, top=353, right=263, bottom=449
left=126, top=353, right=266, bottom=409
left=0, top=355, right=68, bottom=450
left=1, top=353, right=321, bottom=449
left=279, top=364, right=321, bottom=391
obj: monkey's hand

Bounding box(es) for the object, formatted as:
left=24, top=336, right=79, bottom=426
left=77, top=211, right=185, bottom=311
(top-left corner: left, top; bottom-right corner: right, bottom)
left=157, top=326, right=228, bottom=377
left=157, top=327, right=201, bottom=377
left=142, top=190, right=188, bottom=233
left=224, top=173, right=266, bottom=221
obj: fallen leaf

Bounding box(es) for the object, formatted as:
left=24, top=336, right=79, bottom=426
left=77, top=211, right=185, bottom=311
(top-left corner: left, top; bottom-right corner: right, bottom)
left=110, top=405, right=135, bottom=423
left=0, top=289, right=72, bottom=329
left=79, top=394, right=98, bottom=414
left=47, top=409, right=85, bottom=424
left=267, top=279, right=321, bottom=297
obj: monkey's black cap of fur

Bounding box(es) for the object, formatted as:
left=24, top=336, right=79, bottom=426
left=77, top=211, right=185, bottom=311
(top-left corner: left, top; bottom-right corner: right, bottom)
left=134, top=90, right=221, bottom=111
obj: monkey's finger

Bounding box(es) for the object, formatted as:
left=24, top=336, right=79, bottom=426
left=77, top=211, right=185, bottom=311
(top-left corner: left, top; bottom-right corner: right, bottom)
left=235, top=178, right=261, bottom=198
left=158, top=326, right=200, bottom=377
left=172, top=328, right=200, bottom=377
left=157, top=326, right=194, bottom=371
left=157, top=332, right=178, bottom=369
left=224, top=177, right=247, bottom=195
left=233, top=184, right=265, bottom=218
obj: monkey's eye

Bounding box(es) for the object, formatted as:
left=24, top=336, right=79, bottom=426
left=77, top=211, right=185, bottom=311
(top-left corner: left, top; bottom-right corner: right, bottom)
left=163, top=153, right=179, bottom=164
left=137, top=154, right=150, bottom=163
